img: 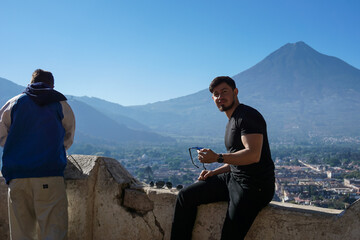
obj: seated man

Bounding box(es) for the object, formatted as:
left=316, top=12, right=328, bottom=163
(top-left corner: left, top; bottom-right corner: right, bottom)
left=170, top=76, right=275, bottom=240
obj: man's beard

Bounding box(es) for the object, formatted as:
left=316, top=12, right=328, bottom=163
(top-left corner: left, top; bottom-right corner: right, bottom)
left=218, top=100, right=235, bottom=112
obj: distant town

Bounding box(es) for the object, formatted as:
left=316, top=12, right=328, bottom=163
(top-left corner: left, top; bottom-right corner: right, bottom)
left=115, top=143, right=360, bottom=210
left=274, top=158, right=360, bottom=209
left=0, top=140, right=359, bottom=210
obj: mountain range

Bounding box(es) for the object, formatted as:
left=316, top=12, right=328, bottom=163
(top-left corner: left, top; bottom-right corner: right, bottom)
left=1, top=41, right=360, bottom=145
left=0, top=77, right=173, bottom=144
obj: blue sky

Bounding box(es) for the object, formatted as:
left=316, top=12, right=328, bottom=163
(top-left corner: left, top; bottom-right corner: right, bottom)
left=1, top=0, right=359, bottom=106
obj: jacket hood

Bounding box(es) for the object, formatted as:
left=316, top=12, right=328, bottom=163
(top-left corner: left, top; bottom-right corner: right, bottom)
left=24, top=82, right=67, bottom=106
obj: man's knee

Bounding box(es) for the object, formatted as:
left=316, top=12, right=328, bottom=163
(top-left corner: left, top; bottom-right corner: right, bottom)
left=176, top=185, right=200, bottom=208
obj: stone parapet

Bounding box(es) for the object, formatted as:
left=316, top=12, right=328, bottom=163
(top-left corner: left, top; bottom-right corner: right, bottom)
left=0, top=155, right=359, bottom=239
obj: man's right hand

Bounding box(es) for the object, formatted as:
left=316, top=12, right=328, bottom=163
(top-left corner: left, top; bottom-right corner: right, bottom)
left=198, top=170, right=214, bottom=181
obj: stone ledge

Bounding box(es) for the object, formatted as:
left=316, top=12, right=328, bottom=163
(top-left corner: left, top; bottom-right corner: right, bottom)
left=0, top=155, right=359, bottom=240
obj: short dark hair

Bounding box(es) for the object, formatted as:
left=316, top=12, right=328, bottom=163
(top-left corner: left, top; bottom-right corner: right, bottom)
left=31, top=69, right=54, bottom=87
left=209, top=76, right=236, bottom=93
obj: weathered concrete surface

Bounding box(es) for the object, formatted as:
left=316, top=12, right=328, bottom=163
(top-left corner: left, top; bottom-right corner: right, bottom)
left=0, top=155, right=359, bottom=240
left=246, top=202, right=353, bottom=240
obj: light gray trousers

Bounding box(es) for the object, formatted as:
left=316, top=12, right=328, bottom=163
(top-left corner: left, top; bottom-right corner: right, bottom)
left=8, top=177, right=68, bottom=240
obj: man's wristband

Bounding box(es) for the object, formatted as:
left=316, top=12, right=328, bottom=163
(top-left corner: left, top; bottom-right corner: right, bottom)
left=217, top=154, right=224, bottom=163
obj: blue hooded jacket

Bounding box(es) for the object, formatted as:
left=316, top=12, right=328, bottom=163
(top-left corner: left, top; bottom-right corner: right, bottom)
left=1, top=83, right=69, bottom=184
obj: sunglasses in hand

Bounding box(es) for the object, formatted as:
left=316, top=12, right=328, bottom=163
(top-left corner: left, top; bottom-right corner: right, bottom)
left=188, top=147, right=206, bottom=170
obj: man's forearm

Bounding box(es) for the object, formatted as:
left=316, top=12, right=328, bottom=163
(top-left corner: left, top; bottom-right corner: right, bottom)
left=211, top=164, right=231, bottom=175
left=199, top=134, right=263, bottom=166
left=61, top=101, right=76, bottom=150
left=222, top=148, right=261, bottom=166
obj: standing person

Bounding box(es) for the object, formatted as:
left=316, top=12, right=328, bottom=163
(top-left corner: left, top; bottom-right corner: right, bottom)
left=170, top=76, right=275, bottom=240
left=0, top=69, right=75, bottom=240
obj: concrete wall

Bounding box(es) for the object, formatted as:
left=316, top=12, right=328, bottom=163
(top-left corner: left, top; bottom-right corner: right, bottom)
left=0, top=155, right=359, bottom=240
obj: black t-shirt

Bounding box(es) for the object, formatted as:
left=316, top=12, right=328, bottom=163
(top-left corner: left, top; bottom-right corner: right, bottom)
left=225, top=104, right=275, bottom=187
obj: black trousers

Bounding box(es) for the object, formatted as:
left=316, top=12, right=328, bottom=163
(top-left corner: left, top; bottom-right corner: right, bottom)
left=170, top=173, right=274, bottom=240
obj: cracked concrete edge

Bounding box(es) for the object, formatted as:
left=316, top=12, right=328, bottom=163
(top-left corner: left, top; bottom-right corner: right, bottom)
left=65, top=154, right=99, bottom=178
left=152, top=210, right=166, bottom=240
left=100, top=156, right=140, bottom=185
left=143, top=210, right=166, bottom=240
left=94, top=162, right=164, bottom=240
left=123, top=188, right=154, bottom=213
